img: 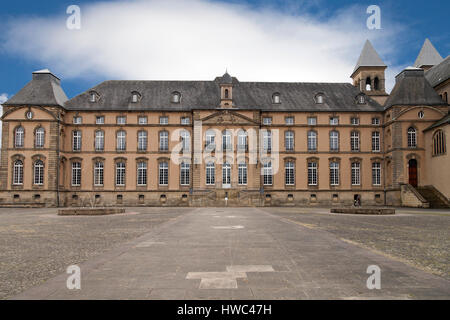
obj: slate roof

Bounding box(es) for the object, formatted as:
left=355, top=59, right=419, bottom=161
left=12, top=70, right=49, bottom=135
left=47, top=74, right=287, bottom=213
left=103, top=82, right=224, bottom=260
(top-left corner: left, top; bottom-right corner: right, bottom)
left=384, top=67, right=447, bottom=109
left=3, top=70, right=68, bottom=107
left=424, top=113, right=450, bottom=132
left=63, top=78, right=384, bottom=112
left=425, top=55, right=450, bottom=88
left=351, top=40, right=386, bottom=77
left=414, top=39, right=443, bottom=68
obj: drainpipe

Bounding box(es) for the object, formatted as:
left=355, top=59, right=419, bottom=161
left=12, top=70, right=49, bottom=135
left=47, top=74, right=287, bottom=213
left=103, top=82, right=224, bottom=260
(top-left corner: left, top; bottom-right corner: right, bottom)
left=56, top=112, right=60, bottom=207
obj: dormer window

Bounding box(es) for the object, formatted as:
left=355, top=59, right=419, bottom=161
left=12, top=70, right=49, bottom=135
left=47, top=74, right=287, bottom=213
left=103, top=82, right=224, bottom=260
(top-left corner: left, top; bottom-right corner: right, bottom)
left=89, top=91, right=99, bottom=103
left=272, top=93, right=281, bottom=104
left=172, top=92, right=181, bottom=103
left=357, top=94, right=366, bottom=104
left=131, top=91, right=141, bottom=103
left=315, top=94, right=324, bottom=104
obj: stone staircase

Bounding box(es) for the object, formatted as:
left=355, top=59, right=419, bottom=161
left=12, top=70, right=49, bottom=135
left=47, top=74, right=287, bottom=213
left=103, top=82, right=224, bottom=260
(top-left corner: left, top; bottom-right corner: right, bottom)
left=416, top=186, right=450, bottom=209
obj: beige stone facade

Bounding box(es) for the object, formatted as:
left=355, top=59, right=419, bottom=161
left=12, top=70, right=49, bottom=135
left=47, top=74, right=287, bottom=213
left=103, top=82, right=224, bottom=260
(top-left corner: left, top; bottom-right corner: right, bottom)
left=1, top=40, right=449, bottom=208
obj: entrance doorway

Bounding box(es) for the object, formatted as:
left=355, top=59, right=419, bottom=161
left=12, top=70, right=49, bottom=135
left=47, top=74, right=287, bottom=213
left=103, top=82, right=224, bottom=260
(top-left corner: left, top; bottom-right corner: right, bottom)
left=408, top=159, right=418, bottom=187
left=222, top=162, right=231, bottom=188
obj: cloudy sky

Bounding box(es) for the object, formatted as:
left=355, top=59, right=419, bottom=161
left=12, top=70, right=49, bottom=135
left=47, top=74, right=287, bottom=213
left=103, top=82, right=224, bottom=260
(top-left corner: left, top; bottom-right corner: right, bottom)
left=0, top=0, right=449, bottom=101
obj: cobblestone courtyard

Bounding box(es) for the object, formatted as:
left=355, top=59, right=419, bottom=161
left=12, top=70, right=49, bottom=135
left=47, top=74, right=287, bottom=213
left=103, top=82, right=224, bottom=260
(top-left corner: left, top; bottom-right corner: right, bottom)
left=0, top=207, right=449, bottom=299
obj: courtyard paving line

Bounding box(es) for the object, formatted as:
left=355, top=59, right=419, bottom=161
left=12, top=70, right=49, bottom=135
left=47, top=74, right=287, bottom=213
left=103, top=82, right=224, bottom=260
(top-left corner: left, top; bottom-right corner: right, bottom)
left=10, top=207, right=450, bottom=300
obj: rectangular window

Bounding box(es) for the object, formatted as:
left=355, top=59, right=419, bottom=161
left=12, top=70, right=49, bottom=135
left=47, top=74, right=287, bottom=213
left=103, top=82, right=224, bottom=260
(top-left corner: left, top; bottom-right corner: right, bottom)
left=34, top=162, right=44, bottom=185
left=73, top=131, right=82, bottom=151
left=238, top=163, right=247, bottom=185
left=308, top=162, right=317, bottom=186
left=159, top=162, right=168, bottom=186
left=138, top=131, right=147, bottom=151
left=351, top=162, right=361, bottom=186
left=180, top=163, right=190, bottom=186
left=372, top=162, right=381, bottom=186
left=263, top=162, right=273, bottom=185
left=72, top=162, right=81, bottom=186
left=285, top=117, right=294, bottom=125
left=263, top=131, right=272, bottom=152
left=330, top=162, right=339, bottom=186
left=116, top=131, right=126, bottom=151
left=351, top=117, right=360, bottom=125
left=181, top=117, right=190, bottom=125
left=138, top=116, right=148, bottom=125
left=95, top=131, right=104, bottom=151
left=159, top=131, right=169, bottom=151
left=94, top=162, right=104, bottom=186
left=330, top=131, right=339, bottom=151
left=263, top=117, right=272, bottom=125
left=96, top=116, right=105, bottom=125
left=73, top=116, right=82, bottom=124
left=137, top=162, right=147, bottom=186
left=117, top=116, right=126, bottom=125
left=285, top=131, right=294, bottom=151
left=116, top=162, right=126, bottom=186
left=159, top=116, right=169, bottom=125
left=372, top=132, right=380, bottom=152
left=351, top=132, right=360, bottom=151
left=13, top=161, right=24, bottom=185
left=206, top=164, right=215, bottom=185
left=285, top=162, right=295, bottom=186
left=372, top=118, right=380, bottom=125
left=308, top=117, right=317, bottom=125
left=308, top=131, right=317, bottom=151
left=330, top=117, right=339, bottom=125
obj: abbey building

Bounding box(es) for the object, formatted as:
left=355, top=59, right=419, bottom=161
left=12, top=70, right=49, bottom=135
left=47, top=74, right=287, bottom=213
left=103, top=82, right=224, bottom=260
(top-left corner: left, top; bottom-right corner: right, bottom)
left=1, top=39, right=449, bottom=208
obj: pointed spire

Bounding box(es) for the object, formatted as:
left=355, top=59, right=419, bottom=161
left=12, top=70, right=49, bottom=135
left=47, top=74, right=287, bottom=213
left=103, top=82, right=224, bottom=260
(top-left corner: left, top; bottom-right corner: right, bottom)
left=352, top=40, right=386, bottom=76
left=414, top=38, right=443, bottom=68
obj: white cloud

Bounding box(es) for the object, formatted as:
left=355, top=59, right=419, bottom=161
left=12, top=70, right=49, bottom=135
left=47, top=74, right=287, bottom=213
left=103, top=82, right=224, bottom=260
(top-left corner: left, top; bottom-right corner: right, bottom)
left=0, top=93, right=8, bottom=152
left=2, top=0, right=403, bottom=90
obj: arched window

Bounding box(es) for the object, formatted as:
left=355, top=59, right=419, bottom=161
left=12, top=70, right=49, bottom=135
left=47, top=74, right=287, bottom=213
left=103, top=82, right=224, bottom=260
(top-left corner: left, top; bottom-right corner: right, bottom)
left=308, top=131, right=317, bottom=151
left=365, top=77, right=372, bottom=91
left=433, top=130, right=446, bottom=156
left=159, top=161, right=169, bottom=186
left=159, top=131, right=169, bottom=151
left=206, top=162, right=215, bottom=185
left=285, top=131, right=294, bottom=151
left=94, top=161, right=104, bottom=186
left=222, top=130, right=232, bottom=151
left=350, top=131, right=360, bottom=151
left=315, top=94, right=324, bottom=104
left=35, top=127, right=45, bottom=148
left=13, top=160, right=24, bottom=185
left=272, top=93, right=281, bottom=104
left=116, top=130, right=126, bottom=151
left=180, top=162, right=190, bottom=186
left=180, top=130, right=190, bottom=151
left=205, top=129, right=216, bottom=150
left=138, top=131, right=147, bottom=151
left=330, top=131, right=339, bottom=151
left=115, top=162, right=126, bottom=186
left=285, top=161, right=295, bottom=186
left=171, top=92, right=181, bottom=103
left=351, top=162, right=360, bottom=186
left=374, top=77, right=380, bottom=91
left=33, top=160, right=44, bottom=185
left=224, top=89, right=229, bottom=99
left=263, top=162, right=273, bottom=185
left=407, top=127, right=417, bottom=148
left=137, top=161, right=147, bottom=186
left=238, top=162, right=247, bottom=185
left=131, top=91, right=141, bottom=103
left=237, top=130, right=247, bottom=151
left=15, top=127, right=24, bottom=148
left=95, top=130, right=104, bottom=151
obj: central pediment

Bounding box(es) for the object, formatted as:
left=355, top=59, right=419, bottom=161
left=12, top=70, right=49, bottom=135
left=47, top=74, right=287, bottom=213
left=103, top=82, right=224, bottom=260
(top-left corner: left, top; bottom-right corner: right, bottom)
left=201, top=110, right=258, bottom=125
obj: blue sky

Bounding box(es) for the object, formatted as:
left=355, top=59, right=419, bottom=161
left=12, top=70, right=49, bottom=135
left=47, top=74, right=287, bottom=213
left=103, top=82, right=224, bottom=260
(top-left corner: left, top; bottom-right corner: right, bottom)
left=0, top=0, right=448, bottom=101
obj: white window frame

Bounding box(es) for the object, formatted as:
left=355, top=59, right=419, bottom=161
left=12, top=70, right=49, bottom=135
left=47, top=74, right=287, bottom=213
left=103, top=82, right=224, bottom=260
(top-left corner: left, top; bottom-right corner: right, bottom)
left=372, top=131, right=380, bottom=152
left=330, top=162, right=339, bottom=186
left=238, top=162, right=247, bottom=185
left=94, top=162, right=104, bottom=186
left=159, top=162, right=169, bottom=186
left=116, top=130, right=126, bottom=151
left=351, top=162, right=361, bottom=186
left=206, top=162, right=215, bottom=185
left=372, top=162, right=381, bottom=186
left=115, top=162, right=126, bottom=186
left=13, top=160, right=24, bottom=185
left=71, top=162, right=81, bottom=187
left=285, top=161, right=295, bottom=186
left=308, top=162, right=317, bottom=186
left=180, top=162, right=190, bottom=186
left=137, top=162, right=147, bottom=186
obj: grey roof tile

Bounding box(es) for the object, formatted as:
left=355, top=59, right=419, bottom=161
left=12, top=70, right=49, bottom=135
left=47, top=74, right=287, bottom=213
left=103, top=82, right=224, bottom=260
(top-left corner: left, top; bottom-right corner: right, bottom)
left=3, top=70, right=68, bottom=107
left=352, top=40, right=386, bottom=76
left=414, top=38, right=444, bottom=68
left=425, top=55, right=450, bottom=88
left=384, top=68, right=447, bottom=109
left=63, top=78, right=384, bottom=112
left=424, top=113, right=450, bottom=131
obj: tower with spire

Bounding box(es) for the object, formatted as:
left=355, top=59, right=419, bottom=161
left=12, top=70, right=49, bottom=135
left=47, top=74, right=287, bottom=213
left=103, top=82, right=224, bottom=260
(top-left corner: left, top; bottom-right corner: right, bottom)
left=414, top=38, right=443, bottom=71
left=351, top=40, right=388, bottom=105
